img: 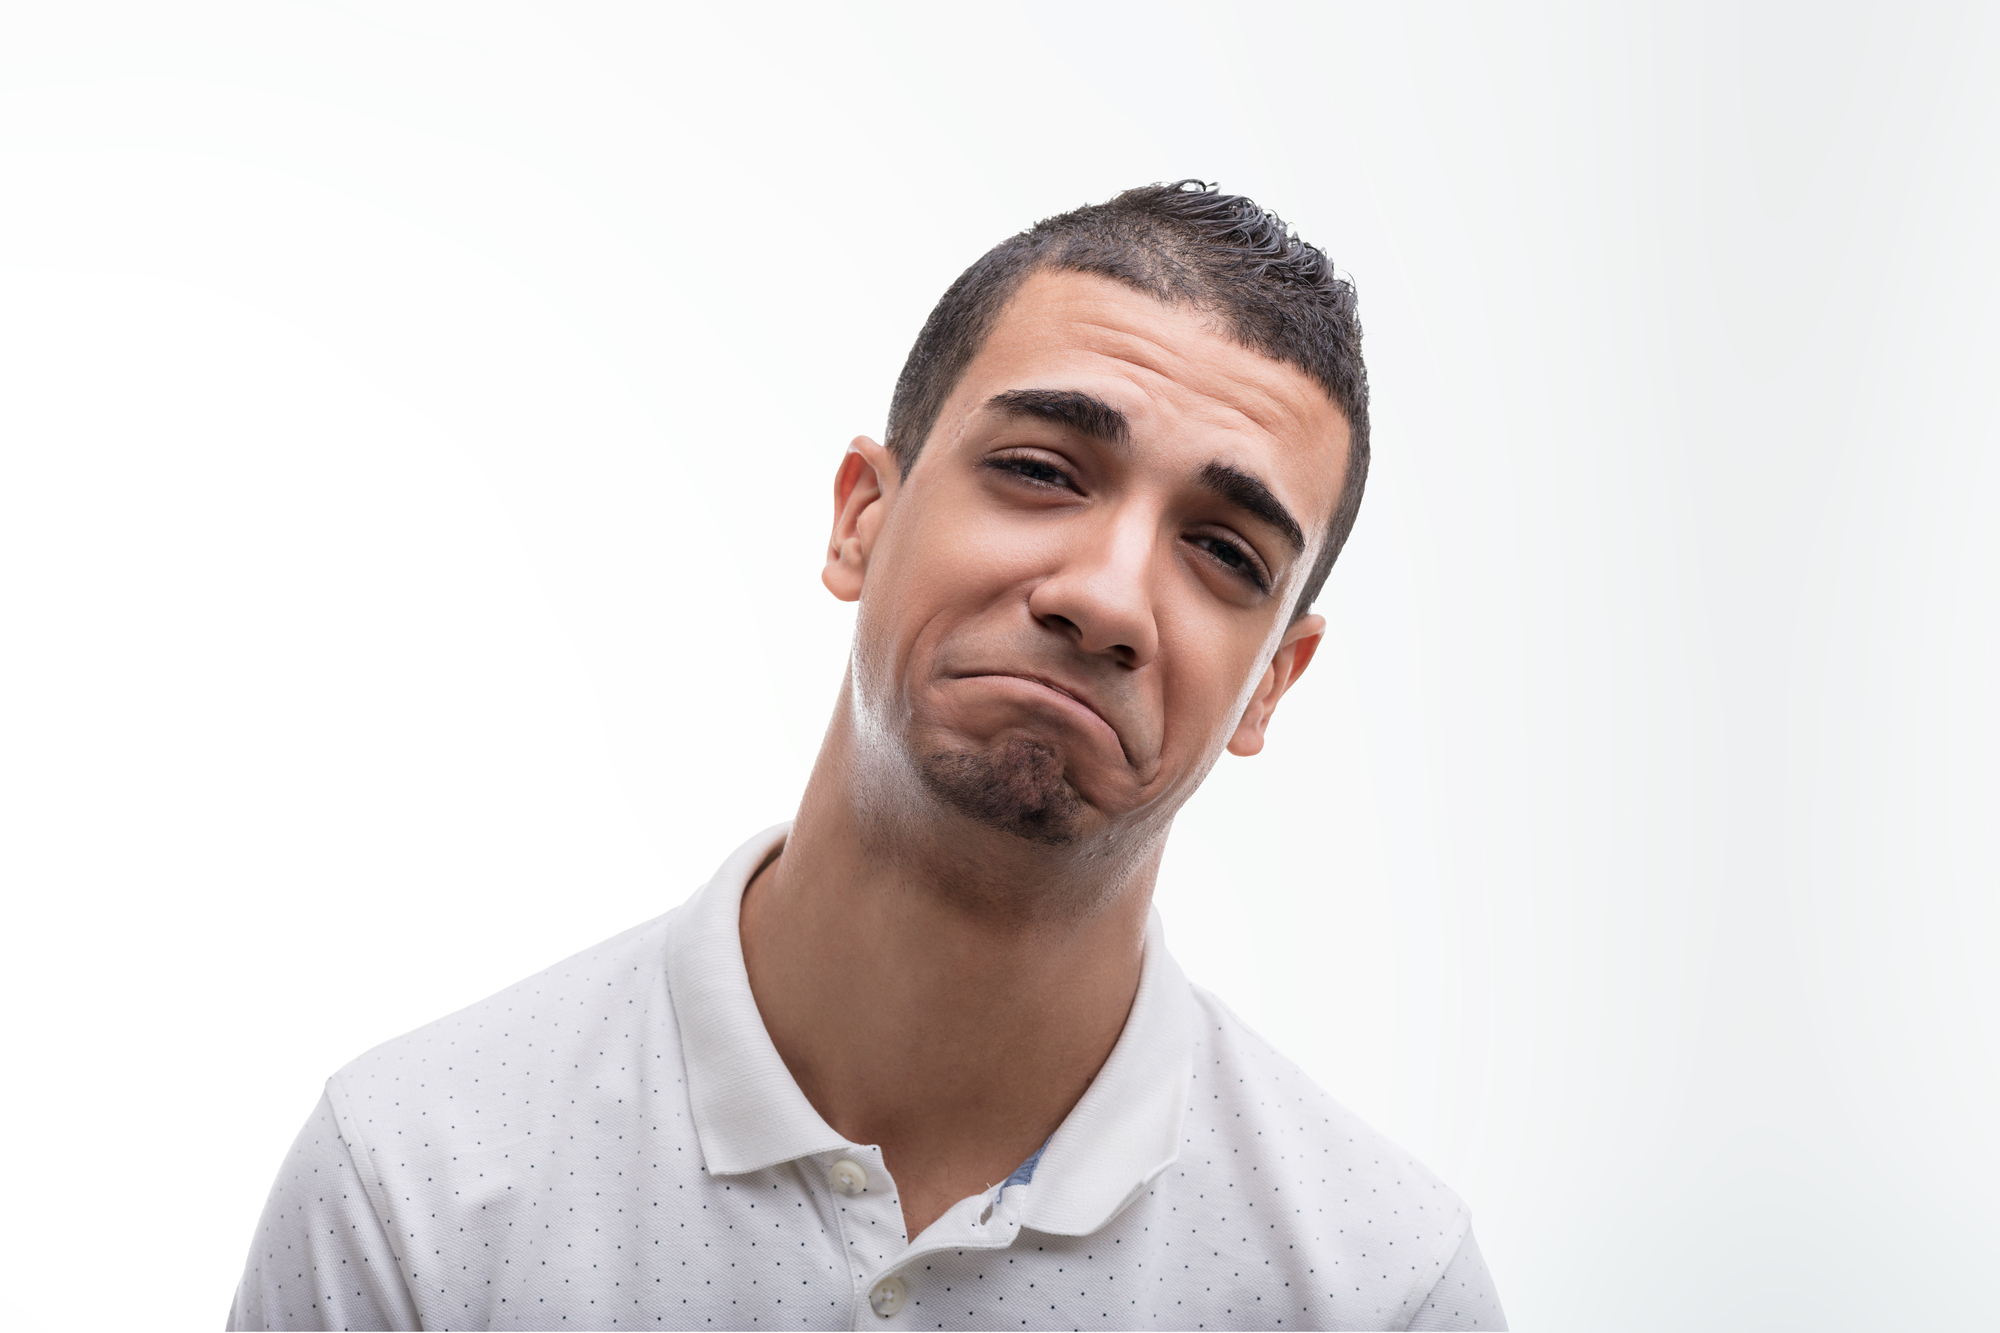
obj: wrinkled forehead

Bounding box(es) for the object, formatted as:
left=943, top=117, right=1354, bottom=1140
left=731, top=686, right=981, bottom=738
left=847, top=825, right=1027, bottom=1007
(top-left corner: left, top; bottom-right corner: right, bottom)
left=939, top=270, right=1351, bottom=520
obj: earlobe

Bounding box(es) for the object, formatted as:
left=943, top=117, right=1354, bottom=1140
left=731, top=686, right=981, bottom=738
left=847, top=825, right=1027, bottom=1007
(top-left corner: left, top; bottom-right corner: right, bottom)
left=1226, top=685, right=1272, bottom=757
left=822, top=437, right=895, bottom=603
left=1225, top=615, right=1326, bottom=757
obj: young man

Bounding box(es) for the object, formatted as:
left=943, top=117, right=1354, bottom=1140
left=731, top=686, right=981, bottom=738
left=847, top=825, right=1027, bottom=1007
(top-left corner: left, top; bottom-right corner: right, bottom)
left=230, top=183, right=1505, bottom=1331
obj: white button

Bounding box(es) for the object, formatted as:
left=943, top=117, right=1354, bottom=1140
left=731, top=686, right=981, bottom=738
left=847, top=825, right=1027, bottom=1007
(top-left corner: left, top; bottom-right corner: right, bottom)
left=868, top=1275, right=907, bottom=1317
left=827, top=1158, right=868, bottom=1196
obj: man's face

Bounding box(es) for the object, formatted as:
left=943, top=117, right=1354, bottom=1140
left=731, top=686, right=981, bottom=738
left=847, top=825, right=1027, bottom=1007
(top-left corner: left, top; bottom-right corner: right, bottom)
left=828, top=269, right=1350, bottom=848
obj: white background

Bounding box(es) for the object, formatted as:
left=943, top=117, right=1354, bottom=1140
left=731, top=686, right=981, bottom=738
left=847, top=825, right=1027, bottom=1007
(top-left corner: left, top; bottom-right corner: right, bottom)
left=2, top=4, right=1995, bottom=1328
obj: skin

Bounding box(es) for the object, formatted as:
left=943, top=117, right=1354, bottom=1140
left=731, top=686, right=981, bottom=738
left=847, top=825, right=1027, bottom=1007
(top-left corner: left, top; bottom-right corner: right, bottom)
left=738, top=268, right=1352, bottom=1240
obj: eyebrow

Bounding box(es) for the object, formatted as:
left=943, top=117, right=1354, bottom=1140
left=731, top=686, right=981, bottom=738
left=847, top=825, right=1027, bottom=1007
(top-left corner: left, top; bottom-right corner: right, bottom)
left=1198, top=461, right=1306, bottom=556
left=986, top=389, right=1131, bottom=446
left=987, top=387, right=1306, bottom=559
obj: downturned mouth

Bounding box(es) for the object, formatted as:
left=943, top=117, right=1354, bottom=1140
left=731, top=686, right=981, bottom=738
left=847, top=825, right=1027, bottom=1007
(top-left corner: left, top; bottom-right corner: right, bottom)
left=960, top=671, right=1131, bottom=767
left=1027, top=676, right=1085, bottom=707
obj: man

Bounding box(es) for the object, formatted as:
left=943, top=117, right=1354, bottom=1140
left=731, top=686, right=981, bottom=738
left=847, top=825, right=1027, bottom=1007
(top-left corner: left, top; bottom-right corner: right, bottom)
left=230, top=182, right=1505, bottom=1331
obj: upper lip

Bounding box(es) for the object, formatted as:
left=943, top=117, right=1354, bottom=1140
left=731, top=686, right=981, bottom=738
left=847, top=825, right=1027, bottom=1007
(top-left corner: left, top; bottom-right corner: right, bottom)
left=959, top=669, right=1131, bottom=765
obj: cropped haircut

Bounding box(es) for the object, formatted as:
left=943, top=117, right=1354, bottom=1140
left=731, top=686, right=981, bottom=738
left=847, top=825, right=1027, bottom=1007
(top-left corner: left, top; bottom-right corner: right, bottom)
left=885, top=181, right=1370, bottom=619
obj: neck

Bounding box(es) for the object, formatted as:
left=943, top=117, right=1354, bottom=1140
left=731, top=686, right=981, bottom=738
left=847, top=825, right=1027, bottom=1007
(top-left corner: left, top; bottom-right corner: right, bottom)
left=739, top=686, right=1163, bottom=1241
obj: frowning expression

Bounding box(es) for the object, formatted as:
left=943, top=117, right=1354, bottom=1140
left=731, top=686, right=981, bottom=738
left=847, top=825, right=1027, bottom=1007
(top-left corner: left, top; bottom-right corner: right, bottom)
left=828, top=269, right=1352, bottom=845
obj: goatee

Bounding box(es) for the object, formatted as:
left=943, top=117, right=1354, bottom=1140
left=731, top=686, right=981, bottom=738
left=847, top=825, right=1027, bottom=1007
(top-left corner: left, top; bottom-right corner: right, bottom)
left=918, top=737, right=1086, bottom=846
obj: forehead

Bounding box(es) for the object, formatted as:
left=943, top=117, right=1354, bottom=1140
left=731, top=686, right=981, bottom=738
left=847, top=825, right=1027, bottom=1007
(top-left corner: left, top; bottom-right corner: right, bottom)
left=935, top=268, right=1351, bottom=521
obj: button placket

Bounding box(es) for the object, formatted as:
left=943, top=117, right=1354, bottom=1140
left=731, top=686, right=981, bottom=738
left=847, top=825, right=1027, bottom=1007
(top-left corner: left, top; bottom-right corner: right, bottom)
left=893, top=1186, right=1023, bottom=1277
left=851, top=1188, right=1013, bottom=1329
left=825, top=1153, right=1028, bottom=1327
left=816, top=1145, right=910, bottom=1328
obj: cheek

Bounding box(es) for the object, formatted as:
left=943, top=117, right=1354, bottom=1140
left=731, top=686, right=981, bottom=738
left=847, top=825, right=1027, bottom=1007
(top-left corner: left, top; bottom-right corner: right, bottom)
left=854, top=499, right=1033, bottom=673
left=1156, top=617, right=1270, bottom=749
left=877, top=490, right=1056, bottom=609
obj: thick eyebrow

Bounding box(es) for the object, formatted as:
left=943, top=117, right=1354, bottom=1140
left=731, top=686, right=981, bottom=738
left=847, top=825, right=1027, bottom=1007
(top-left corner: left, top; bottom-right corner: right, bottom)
left=987, top=389, right=1305, bottom=558
left=1198, top=460, right=1306, bottom=556
left=986, top=389, right=1131, bottom=446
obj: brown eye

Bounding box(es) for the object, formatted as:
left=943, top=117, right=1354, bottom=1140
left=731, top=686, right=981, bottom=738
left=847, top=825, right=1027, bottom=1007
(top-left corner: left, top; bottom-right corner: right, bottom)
left=1193, top=535, right=1269, bottom=592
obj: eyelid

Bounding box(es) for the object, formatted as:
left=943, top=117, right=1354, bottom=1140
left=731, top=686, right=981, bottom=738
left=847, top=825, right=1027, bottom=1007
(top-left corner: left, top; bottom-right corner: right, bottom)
left=985, top=448, right=1274, bottom=594
left=985, top=447, right=1081, bottom=486
left=1190, top=529, right=1274, bottom=593
left=989, top=443, right=1075, bottom=467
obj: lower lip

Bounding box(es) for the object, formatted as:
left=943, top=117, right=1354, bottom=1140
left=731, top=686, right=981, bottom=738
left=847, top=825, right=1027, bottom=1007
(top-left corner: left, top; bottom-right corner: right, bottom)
left=959, top=675, right=1122, bottom=749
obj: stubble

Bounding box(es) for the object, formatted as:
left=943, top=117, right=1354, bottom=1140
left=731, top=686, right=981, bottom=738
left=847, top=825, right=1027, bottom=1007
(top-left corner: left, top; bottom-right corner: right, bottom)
left=917, top=738, right=1087, bottom=847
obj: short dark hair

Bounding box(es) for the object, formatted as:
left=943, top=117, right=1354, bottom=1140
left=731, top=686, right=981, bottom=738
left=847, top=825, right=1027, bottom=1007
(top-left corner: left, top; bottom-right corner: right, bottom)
left=885, top=181, right=1370, bottom=617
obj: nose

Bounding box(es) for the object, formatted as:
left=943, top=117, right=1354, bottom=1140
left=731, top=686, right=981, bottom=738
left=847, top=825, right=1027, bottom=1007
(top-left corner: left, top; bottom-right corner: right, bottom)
left=1026, top=505, right=1161, bottom=669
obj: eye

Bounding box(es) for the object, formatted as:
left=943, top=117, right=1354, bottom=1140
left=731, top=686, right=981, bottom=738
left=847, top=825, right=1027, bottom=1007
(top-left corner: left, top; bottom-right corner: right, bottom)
left=1190, top=534, right=1270, bottom=592
left=983, top=453, right=1077, bottom=491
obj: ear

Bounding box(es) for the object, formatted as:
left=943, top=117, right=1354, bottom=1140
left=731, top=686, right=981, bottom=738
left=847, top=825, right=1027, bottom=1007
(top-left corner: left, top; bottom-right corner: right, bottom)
left=1226, top=613, right=1325, bottom=757
left=822, top=436, right=898, bottom=603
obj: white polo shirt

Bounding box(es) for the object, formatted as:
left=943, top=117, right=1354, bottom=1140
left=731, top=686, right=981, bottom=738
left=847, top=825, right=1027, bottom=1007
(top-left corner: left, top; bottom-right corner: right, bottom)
left=229, top=825, right=1505, bottom=1331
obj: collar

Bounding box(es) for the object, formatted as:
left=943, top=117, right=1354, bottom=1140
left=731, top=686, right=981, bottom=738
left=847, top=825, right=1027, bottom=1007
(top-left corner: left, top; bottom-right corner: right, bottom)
left=664, top=823, right=1196, bottom=1238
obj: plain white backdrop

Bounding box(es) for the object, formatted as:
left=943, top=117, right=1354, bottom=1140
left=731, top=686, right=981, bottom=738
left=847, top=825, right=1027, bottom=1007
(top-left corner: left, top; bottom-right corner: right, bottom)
left=2, top=3, right=1995, bottom=1327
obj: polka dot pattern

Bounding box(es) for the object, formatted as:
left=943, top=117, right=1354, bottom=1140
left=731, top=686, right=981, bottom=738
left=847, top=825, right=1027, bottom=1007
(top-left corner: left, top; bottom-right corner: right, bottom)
left=230, top=880, right=1502, bottom=1331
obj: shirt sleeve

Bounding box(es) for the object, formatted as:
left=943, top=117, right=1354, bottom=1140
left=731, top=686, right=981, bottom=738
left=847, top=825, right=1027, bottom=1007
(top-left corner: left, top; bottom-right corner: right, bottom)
left=1405, top=1224, right=1508, bottom=1331
left=226, top=1089, right=421, bottom=1331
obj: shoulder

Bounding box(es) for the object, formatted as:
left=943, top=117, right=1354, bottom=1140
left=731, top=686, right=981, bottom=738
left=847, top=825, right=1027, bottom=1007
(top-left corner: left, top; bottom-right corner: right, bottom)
left=325, top=910, right=684, bottom=1148
left=1179, top=982, right=1470, bottom=1258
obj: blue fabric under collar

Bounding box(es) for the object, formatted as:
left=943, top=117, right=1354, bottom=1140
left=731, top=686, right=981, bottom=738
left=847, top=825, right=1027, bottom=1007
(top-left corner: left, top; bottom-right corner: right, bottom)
left=1000, top=1137, right=1050, bottom=1192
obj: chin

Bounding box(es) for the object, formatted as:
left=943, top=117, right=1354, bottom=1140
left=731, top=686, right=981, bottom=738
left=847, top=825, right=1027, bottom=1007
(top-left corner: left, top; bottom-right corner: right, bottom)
left=917, top=736, right=1090, bottom=847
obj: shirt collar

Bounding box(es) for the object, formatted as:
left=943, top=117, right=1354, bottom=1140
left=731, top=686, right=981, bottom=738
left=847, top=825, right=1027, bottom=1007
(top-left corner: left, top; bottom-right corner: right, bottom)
left=666, top=823, right=846, bottom=1175
left=665, top=823, right=1196, bottom=1237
